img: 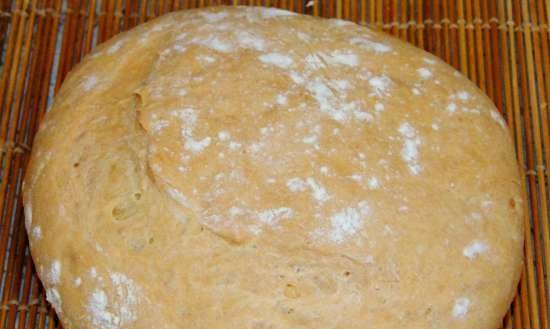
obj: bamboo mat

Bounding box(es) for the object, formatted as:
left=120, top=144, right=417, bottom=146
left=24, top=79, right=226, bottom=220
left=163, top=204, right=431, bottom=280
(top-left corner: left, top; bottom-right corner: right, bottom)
left=0, top=0, right=549, bottom=328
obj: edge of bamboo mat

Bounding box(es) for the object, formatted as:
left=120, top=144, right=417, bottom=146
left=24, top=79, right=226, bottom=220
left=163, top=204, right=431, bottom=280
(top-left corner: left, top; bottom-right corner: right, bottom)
left=0, top=1, right=548, bottom=329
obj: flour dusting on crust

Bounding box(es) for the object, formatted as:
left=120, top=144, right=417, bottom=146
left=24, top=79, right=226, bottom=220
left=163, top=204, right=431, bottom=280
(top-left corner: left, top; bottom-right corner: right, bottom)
left=257, top=207, right=294, bottom=225
left=87, top=273, right=140, bottom=329
left=259, top=53, right=294, bottom=69
left=48, top=260, right=61, bottom=284
left=398, top=122, right=423, bottom=175
left=24, top=203, right=32, bottom=231
left=46, top=288, right=62, bottom=313
left=463, top=240, right=488, bottom=259
left=329, top=201, right=370, bottom=243
left=452, top=297, right=471, bottom=318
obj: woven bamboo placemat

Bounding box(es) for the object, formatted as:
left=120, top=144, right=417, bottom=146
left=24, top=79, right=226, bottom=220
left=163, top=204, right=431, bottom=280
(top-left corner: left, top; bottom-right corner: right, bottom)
left=0, top=0, right=549, bottom=328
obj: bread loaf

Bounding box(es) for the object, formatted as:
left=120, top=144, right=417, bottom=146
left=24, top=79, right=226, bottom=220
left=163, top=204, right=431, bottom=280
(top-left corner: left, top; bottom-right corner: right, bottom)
left=23, top=6, right=523, bottom=329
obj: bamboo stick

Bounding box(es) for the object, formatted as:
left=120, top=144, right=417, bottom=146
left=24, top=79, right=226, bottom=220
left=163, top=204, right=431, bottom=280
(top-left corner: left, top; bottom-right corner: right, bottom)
left=441, top=0, right=450, bottom=63
left=70, top=0, right=86, bottom=66
left=464, top=0, right=476, bottom=83
left=389, top=0, right=397, bottom=35
left=0, top=0, right=22, bottom=114
left=432, top=0, right=441, bottom=58
left=112, top=0, right=123, bottom=34
left=489, top=0, right=502, bottom=112
left=417, top=0, right=425, bottom=49
left=54, top=0, right=76, bottom=92
left=350, top=0, right=357, bottom=23
left=46, top=308, right=56, bottom=329
left=84, top=0, right=97, bottom=54
left=456, top=0, right=468, bottom=74
left=398, top=0, right=406, bottom=40
left=314, top=0, right=320, bottom=17
left=139, top=0, right=148, bottom=23
left=5, top=203, right=30, bottom=327
left=480, top=0, right=493, bottom=100
left=23, top=275, right=42, bottom=329
left=98, top=0, right=107, bottom=41
left=536, top=0, right=550, bottom=171
left=0, top=0, right=12, bottom=48
left=472, top=0, right=484, bottom=90
left=359, top=0, right=365, bottom=24
left=104, top=0, right=115, bottom=38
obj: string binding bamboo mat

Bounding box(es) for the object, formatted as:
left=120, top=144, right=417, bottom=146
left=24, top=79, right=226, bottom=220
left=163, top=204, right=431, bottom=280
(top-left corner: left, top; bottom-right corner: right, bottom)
left=0, top=0, right=549, bottom=328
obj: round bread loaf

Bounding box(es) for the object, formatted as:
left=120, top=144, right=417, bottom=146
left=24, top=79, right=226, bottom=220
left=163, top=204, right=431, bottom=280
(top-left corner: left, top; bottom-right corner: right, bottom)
left=23, top=6, right=524, bottom=329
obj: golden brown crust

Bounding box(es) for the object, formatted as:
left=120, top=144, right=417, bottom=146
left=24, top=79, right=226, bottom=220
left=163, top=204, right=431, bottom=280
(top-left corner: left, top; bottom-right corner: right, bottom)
left=23, top=6, right=523, bottom=329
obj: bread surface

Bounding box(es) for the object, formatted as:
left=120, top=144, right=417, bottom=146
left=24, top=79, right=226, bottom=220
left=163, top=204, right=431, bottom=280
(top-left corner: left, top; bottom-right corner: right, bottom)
left=23, top=6, right=523, bottom=329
